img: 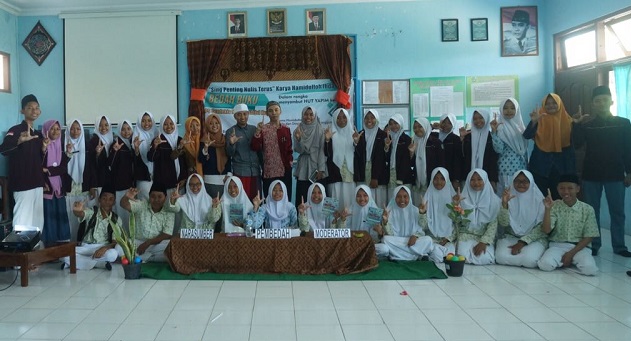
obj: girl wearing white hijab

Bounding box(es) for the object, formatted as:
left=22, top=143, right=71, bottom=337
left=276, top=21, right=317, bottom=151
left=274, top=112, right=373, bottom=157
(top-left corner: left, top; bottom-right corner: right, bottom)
left=385, top=114, right=414, bottom=200
left=324, top=108, right=356, bottom=210
left=462, top=109, right=498, bottom=188
left=420, top=168, right=456, bottom=262
left=456, top=169, right=500, bottom=265
left=108, top=119, right=135, bottom=228
left=293, top=106, right=326, bottom=207
left=431, top=113, right=463, bottom=190
left=148, top=115, right=186, bottom=192
left=65, top=119, right=90, bottom=241
left=341, top=185, right=391, bottom=257
left=297, top=183, right=331, bottom=231
left=411, top=117, right=442, bottom=204
left=132, top=112, right=158, bottom=200
left=353, top=110, right=389, bottom=207
left=495, top=170, right=547, bottom=268
left=221, top=176, right=254, bottom=233
left=252, top=180, right=297, bottom=229
left=381, top=186, right=440, bottom=261
left=88, top=116, right=114, bottom=201
left=168, top=173, right=219, bottom=230
left=492, top=98, right=529, bottom=194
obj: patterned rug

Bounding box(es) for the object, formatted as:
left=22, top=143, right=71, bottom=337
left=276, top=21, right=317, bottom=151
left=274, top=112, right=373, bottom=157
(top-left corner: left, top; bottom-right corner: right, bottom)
left=140, top=260, right=447, bottom=281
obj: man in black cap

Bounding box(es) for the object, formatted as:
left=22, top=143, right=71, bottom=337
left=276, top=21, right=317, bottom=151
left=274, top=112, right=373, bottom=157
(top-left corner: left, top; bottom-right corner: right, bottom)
left=503, top=9, right=537, bottom=55
left=119, top=183, right=174, bottom=262
left=62, top=186, right=119, bottom=270
left=573, top=85, right=631, bottom=257
left=0, top=94, right=48, bottom=230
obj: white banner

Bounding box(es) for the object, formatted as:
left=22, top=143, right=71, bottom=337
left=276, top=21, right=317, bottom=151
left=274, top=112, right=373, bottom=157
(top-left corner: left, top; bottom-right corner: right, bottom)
left=204, top=79, right=354, bottom=132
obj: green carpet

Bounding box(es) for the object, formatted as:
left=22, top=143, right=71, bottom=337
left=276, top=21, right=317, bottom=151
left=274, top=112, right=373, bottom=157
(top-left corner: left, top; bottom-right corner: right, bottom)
left=140, top=261, right=447, bottom=281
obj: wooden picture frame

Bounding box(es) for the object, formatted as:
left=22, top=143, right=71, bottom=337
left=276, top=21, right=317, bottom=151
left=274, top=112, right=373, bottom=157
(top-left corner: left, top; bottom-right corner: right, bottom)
left=501, top=6, right=538, bottom=56
left=306, top=9, right=326, bottom=35
left=470, top=18, right=488, bottom=41
left=441, top=19, right=459, bottom=42
left=227, top=12, right=247, bottom=38
left=267, top=8, right=287, bottom=35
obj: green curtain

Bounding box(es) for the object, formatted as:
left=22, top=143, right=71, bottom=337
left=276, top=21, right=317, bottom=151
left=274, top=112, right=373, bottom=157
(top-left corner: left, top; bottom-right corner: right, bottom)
left=613, top=62, right=631, bottom=118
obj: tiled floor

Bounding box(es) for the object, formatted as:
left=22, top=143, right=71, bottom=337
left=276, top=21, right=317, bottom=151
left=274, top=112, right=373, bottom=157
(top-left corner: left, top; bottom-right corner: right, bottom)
left=1, top=230, right=630, bottom=341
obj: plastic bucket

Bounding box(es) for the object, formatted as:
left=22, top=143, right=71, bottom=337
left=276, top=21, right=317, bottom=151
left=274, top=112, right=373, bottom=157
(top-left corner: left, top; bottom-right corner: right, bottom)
left=444, top=259, right=465, bottom=277
left=123, top=263, right=142, bottom=280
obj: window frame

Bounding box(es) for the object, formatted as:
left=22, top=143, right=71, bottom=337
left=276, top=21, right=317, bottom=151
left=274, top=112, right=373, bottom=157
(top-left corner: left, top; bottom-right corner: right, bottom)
left=0, top=51, right=10, bottom=93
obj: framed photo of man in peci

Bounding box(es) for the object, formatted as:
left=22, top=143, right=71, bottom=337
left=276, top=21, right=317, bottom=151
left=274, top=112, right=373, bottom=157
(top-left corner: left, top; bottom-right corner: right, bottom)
left=501, top=6, right=538, bottom=56
left=441, top=19, right=458, bottom=42
left=228, top=12, right=247, bottom=38
left=306, top=9, right=325, bottom=35
left=267, top=8, right=287, bottom=35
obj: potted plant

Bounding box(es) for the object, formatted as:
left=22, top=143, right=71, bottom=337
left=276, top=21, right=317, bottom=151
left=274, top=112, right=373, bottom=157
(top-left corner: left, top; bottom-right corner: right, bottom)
left=444, top=201, right=471, bottom=277
left=109, top=212, right=142, bottom=279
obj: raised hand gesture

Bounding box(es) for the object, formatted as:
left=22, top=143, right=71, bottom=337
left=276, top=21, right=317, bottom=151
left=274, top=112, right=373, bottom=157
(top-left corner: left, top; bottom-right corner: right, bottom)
left=153, top=136, right=166, bottom=148
left=384, top=132, right=392, bottom=150
left=490, top=113, right=502, bottom=133
left=95, top=139, right=104, bottom=155
left=18, top=128, right=38, bottom=145
left=529, top=104, right=545, bottom=123
left=133, top=136, right=143, bottom=152
left=170, top=183, right=182, bottom=204
left=294, top=126, right=302, bottom=141
left=42, top=136, right=51, bottom=151
left=408, top=141, right=417, bottom=155
left=324, top=124, right=335, bottom=142
left=297, top=196, right=310, bottom=215
left=340, top=207, right=352, bottom=220
left=66, top=142, right=74, bottom=155
left=229, top=128, right=242, bottom=145
left=501, top=186, right=515, bottom=208
left=418, top=199, right=428, bottom=214
left=352, top=127, right=363, bottom=145
left=125, top=187, right=139, bottom=200
left=452, top=187, right=465, bottom=204
left=212, top=192, right=222, bottom=208
left=572, top=105, right=591, bottom=124
left=543, top=188, right=554, bottom=209
left=252, top=191, right=263, bottom=210
left=112, top=139, right=123, bottom=152
left=382, top=204, right=389, bottom=223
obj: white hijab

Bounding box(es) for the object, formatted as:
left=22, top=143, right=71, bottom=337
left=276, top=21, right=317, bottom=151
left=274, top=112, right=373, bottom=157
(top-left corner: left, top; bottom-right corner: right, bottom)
left=508, top=170, right=544, bottom=236
left=387, top=185, right=422, bottom=237
left=65, top=119, right=85, bottom=185
left=363, top=110, right=380, bottom=160
left=424, top=167, right=456, bottom=238
left=470, top=109, right=491, bottom=171
left=160, top=114, right=180, bottom=178
left=498, top=98, right=528, bottom=161
left=263, top=180, right=293, bottom=229
left=132, top=112, right=158, bottom=175
left=460, top=169, right=501, bottom=232
left=413, top=117, right=432, bottom=188
left=438, top=113, right=459, bottom=142
left=94, top=115, right=114, bottom=157
left=350, top=185, right=379, bottom=240
left=388, top=114, right=405, bottom=169
left=117, top=120, right=133, bottom=150
left=331, top=108, right=354, bottom=172
left=222, top=176, right=253, bottom=233
left=178, top=174, right=212, bottom=228
left=306, top=183, right=327, bottom=230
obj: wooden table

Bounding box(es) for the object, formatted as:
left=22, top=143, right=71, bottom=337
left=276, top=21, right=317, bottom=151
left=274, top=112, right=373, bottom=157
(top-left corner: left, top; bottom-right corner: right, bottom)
left=0, top=242, right=76, bottom=287
left=165, top=232, right=378, bottom=276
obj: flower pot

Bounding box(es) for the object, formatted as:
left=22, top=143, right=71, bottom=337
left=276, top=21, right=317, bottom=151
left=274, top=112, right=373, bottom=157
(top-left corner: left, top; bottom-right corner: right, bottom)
left=444, top=258, right=465, bottom=277
left=122, top=263, right=142, bottom=280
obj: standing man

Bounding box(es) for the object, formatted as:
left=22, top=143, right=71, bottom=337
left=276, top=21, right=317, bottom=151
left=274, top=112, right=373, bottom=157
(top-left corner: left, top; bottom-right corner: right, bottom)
left=573, top=85, right=631, bottom=257
left=0, top=94, right=48, bottom=229
left=226, top=104, right=261, bottom=200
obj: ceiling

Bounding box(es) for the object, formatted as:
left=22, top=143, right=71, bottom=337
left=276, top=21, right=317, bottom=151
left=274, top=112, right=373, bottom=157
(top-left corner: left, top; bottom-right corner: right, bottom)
left=0, top=0, right=411, bottom=16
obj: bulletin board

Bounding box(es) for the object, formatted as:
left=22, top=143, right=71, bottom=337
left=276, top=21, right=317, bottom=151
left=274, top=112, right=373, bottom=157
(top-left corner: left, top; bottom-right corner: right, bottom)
left=361, top=79, right=411, bottom=131
left=410, top=77, right=467, bottom=128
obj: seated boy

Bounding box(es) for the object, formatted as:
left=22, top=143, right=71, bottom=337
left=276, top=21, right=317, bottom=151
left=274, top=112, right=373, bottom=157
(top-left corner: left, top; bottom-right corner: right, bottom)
left=537, top=174, right=599, bottom=275
left=118, top=183, right=174, bottom=262
left=61, top=187, right=118, bottom=270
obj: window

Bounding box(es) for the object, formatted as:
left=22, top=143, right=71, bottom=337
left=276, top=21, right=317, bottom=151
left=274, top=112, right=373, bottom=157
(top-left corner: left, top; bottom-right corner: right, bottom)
left=0, top=51, right=10, bottom=93
left=564, top=30, right=596, bottom=68
left=604, top=17, right=631, bottom=61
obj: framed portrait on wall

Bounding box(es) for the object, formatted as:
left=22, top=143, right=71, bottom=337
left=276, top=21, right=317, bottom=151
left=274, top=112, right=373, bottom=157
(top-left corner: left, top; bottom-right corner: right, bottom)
left=228, top=12, right=247, bottom=38
left=306, top=9, right=326, bottom=35
left=501, top=6, right=538, bottom=56
left=441, top=19, right=459, bottom=42
left=470, top=18, right=488, bottom=41
left=267, top=8, right=287, bottom=35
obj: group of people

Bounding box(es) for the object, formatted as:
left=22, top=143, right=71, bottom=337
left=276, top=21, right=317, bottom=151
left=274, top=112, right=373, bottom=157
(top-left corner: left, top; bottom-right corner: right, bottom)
left=1, top=85, right=629, bottom=276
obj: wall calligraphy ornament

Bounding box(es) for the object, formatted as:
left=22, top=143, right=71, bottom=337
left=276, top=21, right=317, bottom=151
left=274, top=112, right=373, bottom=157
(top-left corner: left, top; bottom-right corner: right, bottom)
left=22, top=21, right=56, bottom=66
